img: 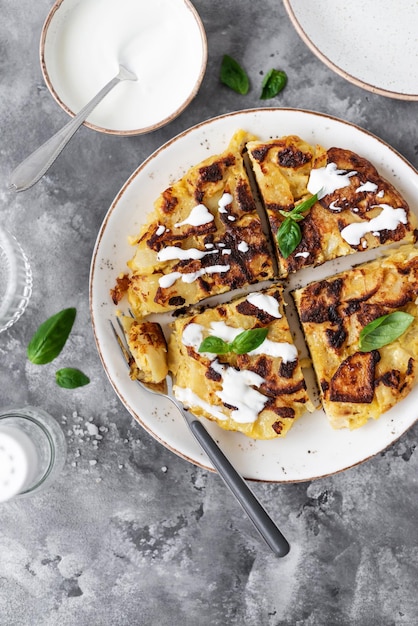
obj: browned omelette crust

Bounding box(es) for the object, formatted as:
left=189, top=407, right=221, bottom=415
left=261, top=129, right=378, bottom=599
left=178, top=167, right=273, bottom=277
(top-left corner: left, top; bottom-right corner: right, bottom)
left=292, top=246, right=418, bottom=429
left=168, top=285, right=314, bottom=440
left=119, top=317, right=168, bottom=384
left=247, top=137, right=417, bottom=276
left=126, top=130, right=274, bottom=317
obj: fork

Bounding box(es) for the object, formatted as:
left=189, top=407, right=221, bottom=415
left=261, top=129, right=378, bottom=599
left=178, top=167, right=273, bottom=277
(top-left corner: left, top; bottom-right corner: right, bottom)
left=110, top=317, right=290, bottom=557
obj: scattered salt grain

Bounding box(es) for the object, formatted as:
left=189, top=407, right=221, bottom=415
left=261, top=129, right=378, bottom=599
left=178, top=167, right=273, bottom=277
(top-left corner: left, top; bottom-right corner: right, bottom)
left=89, top=460, right=97, bottom=466
left=85, top=422, right=99, bottom=437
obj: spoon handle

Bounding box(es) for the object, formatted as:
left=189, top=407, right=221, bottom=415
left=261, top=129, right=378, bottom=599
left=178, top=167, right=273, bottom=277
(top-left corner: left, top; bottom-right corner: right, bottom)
left=9, top=71, right=127, bottom=192
left=187, top=416, right=290, bottom=557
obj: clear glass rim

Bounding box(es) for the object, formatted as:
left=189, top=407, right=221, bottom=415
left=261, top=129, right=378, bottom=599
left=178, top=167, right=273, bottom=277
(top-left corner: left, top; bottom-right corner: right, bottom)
left=0, top=227, right=32, bottom=332
left=0, top=412, right=55, bottom=494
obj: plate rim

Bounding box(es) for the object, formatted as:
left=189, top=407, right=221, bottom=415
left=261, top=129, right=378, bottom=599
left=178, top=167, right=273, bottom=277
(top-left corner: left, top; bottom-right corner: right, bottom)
left=89, top=106, right=418, bottom=482
left=282, top=0, right=418, bottom=101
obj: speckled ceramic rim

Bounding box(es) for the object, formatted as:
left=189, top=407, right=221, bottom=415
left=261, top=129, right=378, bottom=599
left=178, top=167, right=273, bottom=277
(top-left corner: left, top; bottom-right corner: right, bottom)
left=282, top=0, right=418, bottom=102
left=39, top=0, right=208, bottom=136
left=90, top=107, right=418, bottom=482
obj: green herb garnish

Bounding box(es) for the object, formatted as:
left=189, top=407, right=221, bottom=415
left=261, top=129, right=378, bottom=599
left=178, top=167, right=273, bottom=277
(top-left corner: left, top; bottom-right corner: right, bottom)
left=359, top=311, right=414, bottom=352
left=55, top=368, right=90, bottom=389
left=277, top=193, right=319, bottom=258
left=199, top=327, right=268, bottom=355
left=220, top=55, right=249, bottom=95
left=27, top=307, right=76, bottom=364
left=260, top=69, right=287, bottom=99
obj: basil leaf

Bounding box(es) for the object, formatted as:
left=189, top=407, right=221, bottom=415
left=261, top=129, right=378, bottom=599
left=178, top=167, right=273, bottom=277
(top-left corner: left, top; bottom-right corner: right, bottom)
left=276, top=193, right=319, bottom=258
left=198, top=336, right=230, bottom=354
left=220, top=55, right=249, bottom=95
left=359, top=311, right=414, bottom=352
left=260, top=69, right=287, bottom=100
left=198, top=327, right=269, bottom=355
left=27, top=308, right=76, bottom=364
left=277, top=219, right=302, bottom=259
left=55, top=368, right=90, bottom=389
left=292, top=193, right=319, bottom=215
left=229, top=327, right=269, bottom=354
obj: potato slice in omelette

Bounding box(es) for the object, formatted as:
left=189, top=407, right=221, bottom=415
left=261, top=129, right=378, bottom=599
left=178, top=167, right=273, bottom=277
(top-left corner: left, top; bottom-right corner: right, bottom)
left=247, top=136, right=417, bottom=276
left=293, top=246, right=418, bottom=430
left=126, top=130, right=274, bottom=317
left=120, top=317, right=168, bottom=384
left=168, top=285, right=314, bottom=440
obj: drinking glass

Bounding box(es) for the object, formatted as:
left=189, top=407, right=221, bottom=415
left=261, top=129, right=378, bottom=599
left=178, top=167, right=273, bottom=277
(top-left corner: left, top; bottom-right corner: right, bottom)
left=0, top=406, right=67, bottom=502
left=0, top=225, right=32, bottom=333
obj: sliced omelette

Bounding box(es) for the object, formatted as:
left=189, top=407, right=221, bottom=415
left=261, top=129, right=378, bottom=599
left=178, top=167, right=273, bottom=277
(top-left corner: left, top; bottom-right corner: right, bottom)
left=168, top=285, right=314, bottom=440
left=247, top=135, right=417, bottom=276
left=124, top=130, right=274, bottom=317
left=119, top=317, right=169, bottom=384
left=292, top=246, right=418, bottom=430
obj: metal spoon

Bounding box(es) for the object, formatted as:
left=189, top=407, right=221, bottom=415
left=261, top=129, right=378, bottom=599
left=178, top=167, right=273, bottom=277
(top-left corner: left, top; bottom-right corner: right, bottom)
left=8, top=64, right=137, bottom=192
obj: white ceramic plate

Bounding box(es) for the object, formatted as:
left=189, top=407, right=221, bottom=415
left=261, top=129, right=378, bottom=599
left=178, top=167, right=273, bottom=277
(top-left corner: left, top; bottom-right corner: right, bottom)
left=90, top=108, right=418, bottom=482
left=40, top=0, right=207, bottom=135
left=283, top=0, right=418, bottom=101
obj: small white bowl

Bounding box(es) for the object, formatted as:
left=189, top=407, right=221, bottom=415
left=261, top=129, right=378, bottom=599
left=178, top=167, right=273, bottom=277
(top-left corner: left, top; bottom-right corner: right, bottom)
left=40, top=0, right=207, bottom=136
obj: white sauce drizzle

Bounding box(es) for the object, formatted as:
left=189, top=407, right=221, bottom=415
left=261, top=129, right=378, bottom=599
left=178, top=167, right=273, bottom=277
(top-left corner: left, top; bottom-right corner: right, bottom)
left=158, top=264, right=230, bottom=288
left=250, top=340, right=298, bottom=361
left=328, top=200, right=343, bottom=212
left=238, top=241, right=249, bottom=253
left=157, top=246, right=214, bottom=262
left=174, top=204, right=214, bottom=227
left=246, top=293, right=282, bottom=318
left=356, top=181, right=378, bottom=193
left=155, top=224, right=165, bottom=236
left=181, top=322, right=204, bottom=350
left=211, top=361, right=267, bottom=423
left=340, top=204, right=408, bottom=245
left=295, top=251, right=310, bottom=259
left=173, top=386, right=230, bottom=422
left=218, top=192, right=233, bottom=213
left=308, top=162, right=357, bottom=198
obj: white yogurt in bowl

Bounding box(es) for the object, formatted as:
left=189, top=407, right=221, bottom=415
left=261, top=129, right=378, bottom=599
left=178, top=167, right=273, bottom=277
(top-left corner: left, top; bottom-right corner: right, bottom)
left=40, top=0, right=207, bottom=135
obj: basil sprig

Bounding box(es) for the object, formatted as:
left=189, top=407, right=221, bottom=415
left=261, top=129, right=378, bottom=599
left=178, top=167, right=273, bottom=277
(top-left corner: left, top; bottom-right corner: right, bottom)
left=220, top=55, right=249, bottom=95
left=27, top=307, right=76, bottom=364
left=55, top=368, right=90, bottom=389
left=199, top=327, right=268, bottom=355
left=359, top=311, right=414, bottom=352
left=277, top=193, right=319, bottom=258
left=260, top=69, right=287, bottom=99
left=27, top=307, right=90, bottom=389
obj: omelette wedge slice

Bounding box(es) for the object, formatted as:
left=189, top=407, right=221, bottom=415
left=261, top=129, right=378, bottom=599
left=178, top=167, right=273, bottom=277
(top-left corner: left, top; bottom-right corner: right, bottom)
left=124, top=130, right=274, bottom=317
left=292, top=245, right=418, bottom=429
left=168, top=285, right=314, bottom=440
left=247, top=135, right=417, bottom=276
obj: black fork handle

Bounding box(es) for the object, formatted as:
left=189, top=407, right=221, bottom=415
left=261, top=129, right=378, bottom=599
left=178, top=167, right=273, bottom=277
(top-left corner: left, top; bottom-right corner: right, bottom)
left=188, top=418, right=290, bottom=557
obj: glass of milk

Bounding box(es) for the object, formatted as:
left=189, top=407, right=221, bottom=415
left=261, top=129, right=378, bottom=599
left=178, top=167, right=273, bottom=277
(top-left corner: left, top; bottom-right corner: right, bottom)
left=0, top=225, right=32, bottom=333
left=0, top=407, right=67, bottom=502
